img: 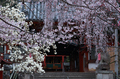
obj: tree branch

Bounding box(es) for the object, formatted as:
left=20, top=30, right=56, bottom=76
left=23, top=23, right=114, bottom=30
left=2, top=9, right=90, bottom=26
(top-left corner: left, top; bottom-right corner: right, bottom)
left=61, top=0, right=90, bottom=9
left=105, top=0, right=120, bottom=14
left=61, top=0, right=103, bottom=10
left=0, top=17, right=29, bottom=33
left=96, top=14, right=119, bottom=29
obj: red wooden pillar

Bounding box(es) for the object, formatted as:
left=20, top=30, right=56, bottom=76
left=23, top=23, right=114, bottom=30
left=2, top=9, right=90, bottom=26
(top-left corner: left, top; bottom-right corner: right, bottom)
left=0, top=45, right=4, bottom=79
left=0, top=71, right=3, bottom=79
left=44, top=56, right=46, bottom=67
left=0, top=63, right=3, bottom=79
left=79, top=52, right=84, bottom=72
left=5, top=44, right=10, bottom=52
left=61, top=56, right=64, bottom=69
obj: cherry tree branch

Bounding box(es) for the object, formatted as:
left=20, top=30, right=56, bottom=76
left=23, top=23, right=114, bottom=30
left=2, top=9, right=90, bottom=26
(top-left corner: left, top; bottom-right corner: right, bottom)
left=105, top=0, right=120, bottom=14
left=61, top=0, right=90, bottom=9
left=61, top=0, right=103, bottom=10
left=95, top=14, right=119, bottom=29
left=0, top=17, right=33, bottom=34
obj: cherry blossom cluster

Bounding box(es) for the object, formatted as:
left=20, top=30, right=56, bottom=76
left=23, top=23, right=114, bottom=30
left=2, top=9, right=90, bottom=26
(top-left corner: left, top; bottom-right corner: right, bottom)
left=41, top=0, right=120, bottom=52
left=18, top=0, right=119, bottom=54
left=13, top=56, right=45, bottom=73
left=0, top=0, right=120, bottom=73
left=0, top=1, right=57, bottom=73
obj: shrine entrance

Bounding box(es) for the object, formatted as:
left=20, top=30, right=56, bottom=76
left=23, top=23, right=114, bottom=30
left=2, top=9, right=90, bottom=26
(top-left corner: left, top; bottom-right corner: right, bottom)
left=43, top=43, right=90, bottom=72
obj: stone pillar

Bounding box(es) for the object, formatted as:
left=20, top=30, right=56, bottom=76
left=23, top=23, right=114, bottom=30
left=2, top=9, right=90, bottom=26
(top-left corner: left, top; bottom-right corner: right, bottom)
left=24, top=73, right=30, bottom=79
left=24, top=73, right=34, bottom=79
left=96, top=71, right=114, bottom=79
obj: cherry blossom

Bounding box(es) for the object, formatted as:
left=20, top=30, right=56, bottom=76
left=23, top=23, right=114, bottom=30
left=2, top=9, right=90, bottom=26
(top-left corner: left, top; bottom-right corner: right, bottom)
left=0, top=0, right=120, bottom=73
left=0, top=1, right=57, bottom=73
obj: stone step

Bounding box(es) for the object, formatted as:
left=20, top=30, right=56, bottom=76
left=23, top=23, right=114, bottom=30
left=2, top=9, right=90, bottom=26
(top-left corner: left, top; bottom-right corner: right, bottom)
left=34, top=77, right=95, bottom=79
left=35, top=72, right=95, bottom=76
left=34, top=72, right=96, bottom=79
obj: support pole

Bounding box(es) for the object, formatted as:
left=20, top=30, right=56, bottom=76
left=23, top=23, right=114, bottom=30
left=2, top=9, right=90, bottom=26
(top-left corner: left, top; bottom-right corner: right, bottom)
left=115, top=29, right=118, bottom=79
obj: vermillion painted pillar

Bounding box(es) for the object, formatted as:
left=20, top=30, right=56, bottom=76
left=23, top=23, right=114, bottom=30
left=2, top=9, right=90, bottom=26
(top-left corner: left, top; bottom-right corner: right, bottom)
left=62, top=56, right=64, bottom=69
left=62, top=56, right=64, bottom=72
left=44, top=56, right=46, bottom=68
left=0, top=63, right=3, bottom=79
left=0, top=50, right=4, bottom=79
left=0, top=71, right=3, bottom=79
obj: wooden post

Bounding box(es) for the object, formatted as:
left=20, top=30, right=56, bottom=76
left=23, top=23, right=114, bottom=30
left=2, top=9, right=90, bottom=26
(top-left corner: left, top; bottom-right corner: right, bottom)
left=24, top=73, right=30, bottom=79
left=0, top=63, right=3, bottom=79
left=62, top=56, right=64, bottom=69
left=44, top=56, right=46, bottom=67
left=0, top=71, right=3, bottom=79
